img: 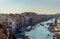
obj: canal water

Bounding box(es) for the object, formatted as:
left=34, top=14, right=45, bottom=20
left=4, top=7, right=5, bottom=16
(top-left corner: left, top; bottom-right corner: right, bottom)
left=25, top=18, right=55, bottom=39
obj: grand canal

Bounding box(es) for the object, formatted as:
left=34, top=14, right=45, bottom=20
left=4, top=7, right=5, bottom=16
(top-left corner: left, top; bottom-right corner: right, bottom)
left=25, top=18, right=55, bottom=39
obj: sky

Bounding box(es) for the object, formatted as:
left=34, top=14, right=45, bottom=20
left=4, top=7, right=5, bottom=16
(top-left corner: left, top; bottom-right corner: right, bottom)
left=0, top=0, right=60, bottom=14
